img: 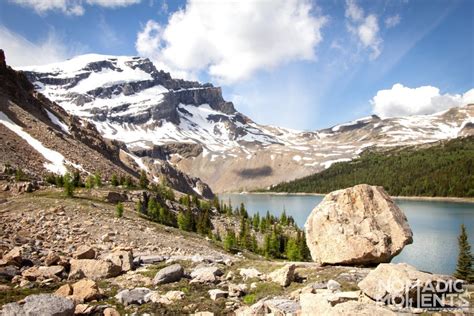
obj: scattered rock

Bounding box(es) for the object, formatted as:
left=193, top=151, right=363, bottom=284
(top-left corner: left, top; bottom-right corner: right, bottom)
left=105, top=249, right=133, bottom=272
left=69, top=259, right=122, bottom=280
left=71, top=279, right=101, bottom=303
left=3, top=247, right=22, bottom=266
left=239, top=268, right=263, bottom=281
left=115, top=287, right=151, bottom=306
left=45, top=251, right=61, bottom=266
left=105, top=191, right=128, bottom=203
left=265, top=298, right=301, bottom=315
left=0, top=265, right=19, bottom=281
left=268, top=264, right=295, bottom=287
left=190, top=266, right=223, bottom=283
left=152, top=264, right=184, bottom=285
left=164, top=290, right=185, bottom=301
left=103, top=307, right=121, bottom=316
left=55, top=283, right=73, bottom=297
left=74, top=246, right=96, bottom=260
left=305, top=184, right=413, bottom=265
left=228, top=283, right=247, bottom=297
left=327, top=279, right=341, bottom=292
left=136, top=254, right=165, bottom=265
left=22, top=265, right=65, bottom=281
left=1, top=294, right=75, bottom=316
left=208, top=289, right=228, bottom=300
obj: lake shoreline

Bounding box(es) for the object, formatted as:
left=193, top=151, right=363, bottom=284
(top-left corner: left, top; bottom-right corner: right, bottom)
left=222, top=191, right=474, bottom=204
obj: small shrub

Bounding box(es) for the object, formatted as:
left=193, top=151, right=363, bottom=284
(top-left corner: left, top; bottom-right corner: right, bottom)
left=243, top=294, right=256, bottom=305
left=116, top=202, right=124, bottom=218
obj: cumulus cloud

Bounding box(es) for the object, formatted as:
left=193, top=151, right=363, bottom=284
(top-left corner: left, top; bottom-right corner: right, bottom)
left=0, top=25, right=83, bottom=67
left=371, top=84, right=474, bottom=118
left=385, top=14, right=401, bottom=28
left=8, top=0, right=140, bottom=16
left=345, top=0, right=382, bottom=59
left=135, top=0, right=327, bottom=83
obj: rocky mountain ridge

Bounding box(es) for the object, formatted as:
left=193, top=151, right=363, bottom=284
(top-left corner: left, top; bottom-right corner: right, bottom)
left=0, top=55, right=213, bottom=198
left=20, top=54, right=474, bottom=192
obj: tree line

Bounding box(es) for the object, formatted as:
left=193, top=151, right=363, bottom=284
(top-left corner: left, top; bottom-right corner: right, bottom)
left=270, top=136, right=474, bottom=197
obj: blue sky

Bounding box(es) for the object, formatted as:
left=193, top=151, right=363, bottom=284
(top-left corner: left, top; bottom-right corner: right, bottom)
left=0, top=0, right=473, bottom=130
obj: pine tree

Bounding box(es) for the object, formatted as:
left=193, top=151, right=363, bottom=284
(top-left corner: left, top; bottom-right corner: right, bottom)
left=280, top=209, right=288, bottom=226
left=111, top=174, right=119, bottom=187
left=224, top=230, right=236, bottom=251
left=72, top=170, right=82, bottom=187
left=85, top=175, right=94, bottom=189
left=286, top=237, right=301, bottom=261
left=139, top=170, right=149, bottom=189
left=63, top=172, right=75, bottom=197
left=94, top=172, right=102, bottom=187
left=453, top=224, right=474, bottom=282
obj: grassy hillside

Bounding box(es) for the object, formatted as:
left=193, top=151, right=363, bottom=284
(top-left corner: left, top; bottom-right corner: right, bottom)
left=269, top=136, right=474, bottom=197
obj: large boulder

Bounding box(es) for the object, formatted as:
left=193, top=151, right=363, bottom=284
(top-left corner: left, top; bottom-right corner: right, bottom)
left=1, top=294, right=75, bottom=316
left=304, top=184, right=413, bottom=265
left=152, top=264, right=183, bottom=285
left=69, top=259, right=122, bottom=280
left=73, top=246, right=96, bottom=260
left=358, top=263, right=462, bottom=307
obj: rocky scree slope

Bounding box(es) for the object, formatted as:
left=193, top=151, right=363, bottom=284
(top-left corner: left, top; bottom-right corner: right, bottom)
left=21, top=54, right=474, bottom=192
left=0, top=58, right=213, bottom=198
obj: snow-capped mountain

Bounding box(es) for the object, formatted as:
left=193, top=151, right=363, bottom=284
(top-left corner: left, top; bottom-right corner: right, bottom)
left=20, top=54, right=474, bottom=192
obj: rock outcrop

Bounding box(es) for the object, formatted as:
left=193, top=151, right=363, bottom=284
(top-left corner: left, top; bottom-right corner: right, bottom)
left=358, top=263, right=462, bottom=306
left=304, top=184, right=413, bottom=265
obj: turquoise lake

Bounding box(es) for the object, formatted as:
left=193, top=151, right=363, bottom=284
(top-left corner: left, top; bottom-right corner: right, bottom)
left=220, top=193, right=474, bottom=275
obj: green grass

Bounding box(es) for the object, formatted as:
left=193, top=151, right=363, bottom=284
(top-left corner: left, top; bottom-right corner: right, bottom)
left=0, top=284, right=59, bottom=306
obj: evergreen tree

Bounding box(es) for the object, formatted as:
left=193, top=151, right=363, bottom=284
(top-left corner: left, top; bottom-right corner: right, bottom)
left=85, top=175, right=94, bottom=189
left=136, top=200, right=143, bottom=214
left=72, top=170, right=82, bottom=187
left=111, top=174, right=119, bottom=187
left=94, top=172, right=102, bottom=188
left=454, top=224, right=474, bottom=282
left=55, top=175, right=64, bottom=187
left=224, top=230, right=236, bottom=251
left=148, top=198, right=159, bottom=220
left=280, top=209, right=288, bottom=226
left=63, top=172, right=75, bottom=197
left=139, top=170, right=149, bottom=189
left=286, top=238, right=301, bottom=261
left=178, top=208, right=194, bottom=232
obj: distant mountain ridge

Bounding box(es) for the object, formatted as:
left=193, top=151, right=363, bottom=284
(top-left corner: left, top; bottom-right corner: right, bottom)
left=20, top=54, right=474, bottom=192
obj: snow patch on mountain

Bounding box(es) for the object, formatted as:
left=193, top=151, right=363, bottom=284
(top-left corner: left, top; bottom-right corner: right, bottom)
left=0, top=111, right=68, bottom=174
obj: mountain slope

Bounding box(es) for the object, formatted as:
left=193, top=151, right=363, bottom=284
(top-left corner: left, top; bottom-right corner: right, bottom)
left=0, top=56, right=214, bottom=198
left=269, top=136, right=474, bottom=197
left=20, top=54, right=474, bottom=192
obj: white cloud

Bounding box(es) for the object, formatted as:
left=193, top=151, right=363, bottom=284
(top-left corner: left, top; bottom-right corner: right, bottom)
left=385, top=14, right=401, bottom=28
left=86, top=0, right=140, bottom=8
left=345, top=0, right=382, bottom=59
left=0, top=25, right=83, bottom=67
left=8, top=0, right=140, bottom=16
left=135, top=0, right=327, bottom=84
left=371, top=83, right=474, bottom=118
left=345, top=0, right=364, bottom=22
